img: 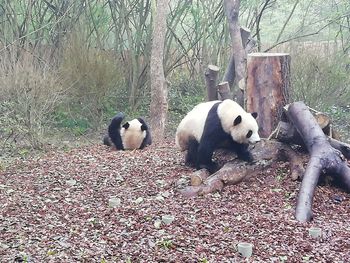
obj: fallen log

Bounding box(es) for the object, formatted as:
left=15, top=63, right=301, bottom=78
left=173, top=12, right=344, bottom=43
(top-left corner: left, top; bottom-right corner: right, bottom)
left=179, top=140, right=305, bottom=198
left=286, top=101, right=350, bottom=222
left=273, top=121, right=350, bottom=160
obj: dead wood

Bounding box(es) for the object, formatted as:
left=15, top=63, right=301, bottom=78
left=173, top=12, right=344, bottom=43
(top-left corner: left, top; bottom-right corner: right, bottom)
left=205, top=65, right=220, bottom=101
left=286, top=101, right=350, bottom=222
left=223, top=0, right=246, bottom=106
left=328, top=137, right=350, bottom=159
left=217, top=81, right=232, bottom=101
left=246, top=53, right=291, bottom=138
left=273, top=121, right=350, bottom=160
left=179, top=140, right=305, bottom=198
left=190, top=169, right=210, bottom=186
left=222, top=27, right=252, bottom=90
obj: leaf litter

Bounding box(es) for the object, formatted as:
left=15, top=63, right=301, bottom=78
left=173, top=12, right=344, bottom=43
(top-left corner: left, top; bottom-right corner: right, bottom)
left=0, top=139, right=349, bottom=262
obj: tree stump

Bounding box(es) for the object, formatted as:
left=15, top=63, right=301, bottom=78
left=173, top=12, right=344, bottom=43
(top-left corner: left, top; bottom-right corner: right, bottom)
left=246, top=53, right=291, bottom=138
left=205, top=65, right=220, bottom=101
left=217, top=81, right=232, bottom=101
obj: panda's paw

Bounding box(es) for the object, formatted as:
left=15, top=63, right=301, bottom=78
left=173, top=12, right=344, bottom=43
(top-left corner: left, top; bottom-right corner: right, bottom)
left=198, top=162, right=219, bottom=174
left=185, top=160, right=196, bottom=168
left=238, top=151, right=254, bottom=163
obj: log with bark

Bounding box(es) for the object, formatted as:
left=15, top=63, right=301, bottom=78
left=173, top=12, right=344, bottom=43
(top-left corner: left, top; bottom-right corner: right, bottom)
left=179, top=139, right=305, bottom=198
left=285, top=101, right=350, bottom=222
left=223, top=0, right=247, bottom=106
left=205, top=65, right=220, bottom=101
left=217, top=81, right=232, bottom=101
left=272, top=121, right=350, bottom=160
left=246, top=53, right=291, bottom=138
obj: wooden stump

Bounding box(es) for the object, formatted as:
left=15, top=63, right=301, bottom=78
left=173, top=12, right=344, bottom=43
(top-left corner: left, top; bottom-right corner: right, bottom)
left=205, top=65, right=220, bottom=101
left=217, top=81, right=232, bottom=100
left=246, top=53, right=291, bottom=138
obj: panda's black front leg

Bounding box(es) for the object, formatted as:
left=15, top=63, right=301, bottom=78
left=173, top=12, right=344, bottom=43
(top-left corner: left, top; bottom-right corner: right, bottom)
left=196, top=142, right=218, bottom=173
left=185, top=138, right=199, bottom=167
left=235, top=143, right=254, bottom=162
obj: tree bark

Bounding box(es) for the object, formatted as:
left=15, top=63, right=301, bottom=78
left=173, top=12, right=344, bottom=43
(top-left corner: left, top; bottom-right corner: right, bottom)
left=149, top=0, right=170, bottom=142
left=286, top=102, right=350, bottom=222
left=217, top=81, right=232, bottom=100
left=223, top=0, right=246, bottom=106
left=205, top=65, right=220, bottom=101
left=273, top=121, right=350, bottom=160
left=179, top=140, right=305, bottom=197
left=222, top=27, right=252, bottom=91
left=246, top=53, right=291, bottom=138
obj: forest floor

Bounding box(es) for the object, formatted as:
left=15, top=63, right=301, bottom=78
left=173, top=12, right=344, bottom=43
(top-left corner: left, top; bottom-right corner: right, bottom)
left=0, top=138, right=350, bottom=262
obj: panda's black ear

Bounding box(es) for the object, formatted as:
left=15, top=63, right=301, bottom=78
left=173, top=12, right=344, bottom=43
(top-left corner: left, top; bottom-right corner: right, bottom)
left=251, top=112, right=258, bottom=119
left=122, top=122, right=130, bottom=129
left=233, top=115, right=242, bottom=126
left=141, top=124, right=147, bottom=131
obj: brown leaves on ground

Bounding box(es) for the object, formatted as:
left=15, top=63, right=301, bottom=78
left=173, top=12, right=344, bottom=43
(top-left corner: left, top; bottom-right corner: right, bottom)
left=0, top=139, right=349, bottom=262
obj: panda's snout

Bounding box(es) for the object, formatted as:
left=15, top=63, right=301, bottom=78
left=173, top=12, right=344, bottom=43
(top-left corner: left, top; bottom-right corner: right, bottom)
left=249, top=134, right=260, bottom=144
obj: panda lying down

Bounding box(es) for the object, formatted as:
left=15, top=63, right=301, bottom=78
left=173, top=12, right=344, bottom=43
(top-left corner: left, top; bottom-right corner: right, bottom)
left=103, top=112, right=152, bottom=150
left=175, top=99, right=260, bottom=173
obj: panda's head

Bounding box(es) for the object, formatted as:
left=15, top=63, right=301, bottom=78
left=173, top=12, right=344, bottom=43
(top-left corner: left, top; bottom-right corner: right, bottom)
left=218, top=100, right=260, bottom=145
left=121, top=118, right=149, bottom=150
left=230, top=112, right=260, bottom=144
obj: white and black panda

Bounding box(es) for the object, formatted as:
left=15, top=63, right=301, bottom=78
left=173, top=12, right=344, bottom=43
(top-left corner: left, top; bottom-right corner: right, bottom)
left=175, top=99, right=260, bottom=172
left=103, top=112, right=152, bottom=150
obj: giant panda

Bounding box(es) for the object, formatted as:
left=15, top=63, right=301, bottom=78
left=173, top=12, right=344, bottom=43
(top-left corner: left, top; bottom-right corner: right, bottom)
left=103, top=112, right=152, bottom=150
left=175, top=99, right=260, bottom=172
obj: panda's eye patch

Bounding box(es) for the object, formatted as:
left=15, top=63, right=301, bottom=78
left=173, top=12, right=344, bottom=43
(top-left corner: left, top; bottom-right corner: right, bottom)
left=246, top=130, right=253, bottom=138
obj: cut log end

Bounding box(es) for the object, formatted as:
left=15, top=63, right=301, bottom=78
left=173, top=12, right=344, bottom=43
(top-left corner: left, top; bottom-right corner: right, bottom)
left=208, top=64, right=220, bottom=72
left=248, top=52, right=290, bottom=57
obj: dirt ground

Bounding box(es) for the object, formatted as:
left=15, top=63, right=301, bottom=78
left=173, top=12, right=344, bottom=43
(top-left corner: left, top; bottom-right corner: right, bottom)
left=0, top=139, right=349, bottom=262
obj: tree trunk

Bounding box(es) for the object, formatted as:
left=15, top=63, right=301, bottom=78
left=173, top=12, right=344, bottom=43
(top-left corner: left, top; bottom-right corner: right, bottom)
left=222, top=26, right=252, bottom=92
left=223, top=0, right=246, bottom=106
left=246, top=53, right=291, bottom=138
left=149, top=0, right=170, bottom=142
left=205, top=65, right=220, bottom=101
left=286, top=101, right=350, bottom=222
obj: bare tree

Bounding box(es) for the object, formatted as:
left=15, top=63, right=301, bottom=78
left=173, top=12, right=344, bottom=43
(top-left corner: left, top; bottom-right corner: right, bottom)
left=223, top=0, right=246, bottom=106
left=150, top=0, right=170, bottom=142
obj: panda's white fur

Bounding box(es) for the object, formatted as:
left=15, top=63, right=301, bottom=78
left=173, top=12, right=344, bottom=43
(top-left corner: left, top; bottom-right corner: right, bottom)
left=120, top=119, right=147, bottom=150
left=175, top=99, right=260, bottom=172
left=176, top=100, right=218, bottom=150
left=217, top=99, right=260, bottom=144
left=106, top=113, right=152, bottom=150
left=176, top=99, right=259, bottom=150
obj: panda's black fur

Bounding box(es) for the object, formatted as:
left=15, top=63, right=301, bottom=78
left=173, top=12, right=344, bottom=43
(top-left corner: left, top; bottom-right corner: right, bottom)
left=187, top=103, right=251, bottom=172
left=176, top=100, right=260, bottom=173
left=103, top=112, right=152, bottom=150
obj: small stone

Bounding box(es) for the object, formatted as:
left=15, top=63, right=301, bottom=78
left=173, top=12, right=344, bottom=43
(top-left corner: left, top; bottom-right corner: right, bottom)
left=108, top=197, right=121, bottom=208
left=135, top=197, right=144, bottom=204
left=154, top=219, right=162, bottom=229
left=155, top=195, right=165, bottom=202
left=66, top=179, right=76, bottom=186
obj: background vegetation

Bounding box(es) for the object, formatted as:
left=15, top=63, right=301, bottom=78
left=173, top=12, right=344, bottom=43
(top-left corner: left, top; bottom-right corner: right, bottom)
left=0, top=0, right=349, bottom=158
